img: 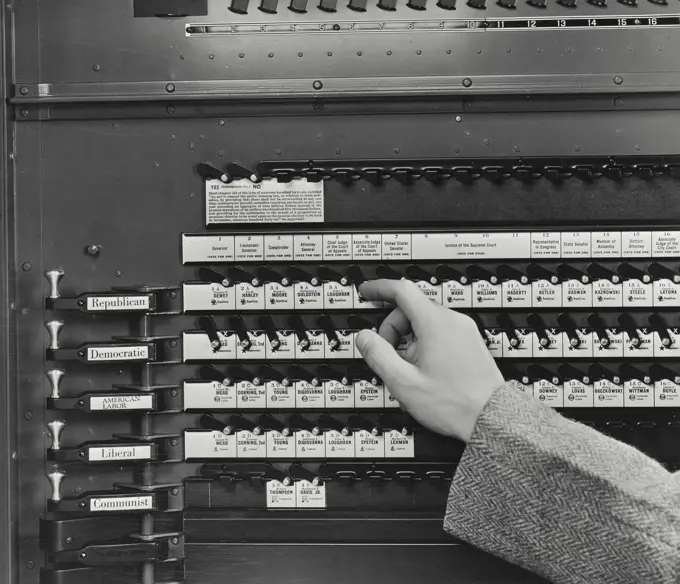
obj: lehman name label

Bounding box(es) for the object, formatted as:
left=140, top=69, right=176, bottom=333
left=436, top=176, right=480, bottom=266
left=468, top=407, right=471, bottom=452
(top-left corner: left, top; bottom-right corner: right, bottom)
left=90, top=395, right=154, bottom=411
left=87, top=346, right=150, bottom=362
left=88, top=445, right=153, bottom=461
left=86, top=296, right=151, bottom=311
left=90, top=495, right=154, bottom=512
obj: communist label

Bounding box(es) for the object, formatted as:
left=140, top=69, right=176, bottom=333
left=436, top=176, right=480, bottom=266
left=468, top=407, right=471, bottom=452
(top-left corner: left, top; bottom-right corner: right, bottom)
left=90, top=495, right=154, bottom=512
left=594, top=379, right=624, bottom=407
left=87, top=346, right=149, bottom=362
left=205, top=179, right=324, bottom=225
left=295, top=480, right=326, bottom=508
left=563, top=379, right=593, bottom=407
left=86, top=296, right=150, bottom=311
left=90, top=395, right=153, bottom=411
left=325, top=430, right=355, bottom=457
left=384, top=430, right=415, bottom=458
left=88, top=445, right=153, bottom=462
left=266, top=480, right=296, bottom=508
left=624, top=379, right=654, bottom=407
left=184, top=430, right=236, bottom=459
left=183, top=380, right=237, bottom=410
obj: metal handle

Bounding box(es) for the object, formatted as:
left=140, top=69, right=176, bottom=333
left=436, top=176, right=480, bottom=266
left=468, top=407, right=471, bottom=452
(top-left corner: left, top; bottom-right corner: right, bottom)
left=44, top=268, right=65, bottom=299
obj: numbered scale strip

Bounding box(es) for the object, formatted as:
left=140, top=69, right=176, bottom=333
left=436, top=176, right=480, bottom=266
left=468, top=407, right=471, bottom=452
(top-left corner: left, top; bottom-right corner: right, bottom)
left=186, top=15, right=678, bottom=36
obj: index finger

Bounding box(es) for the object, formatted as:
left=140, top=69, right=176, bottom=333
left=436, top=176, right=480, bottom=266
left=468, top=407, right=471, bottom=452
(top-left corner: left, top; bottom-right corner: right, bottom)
left=358, top=279, right=437, bottom=327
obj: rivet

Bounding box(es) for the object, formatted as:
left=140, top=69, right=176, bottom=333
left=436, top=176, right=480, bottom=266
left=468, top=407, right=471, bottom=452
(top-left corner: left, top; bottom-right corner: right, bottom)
left=19, top=86, right=28, bottom=95
left=180, top=54, right=185, bottom=60
left=446, top=49, right=452, bottom=54
left=20, top=109, right=28, bottom=117
left=11, top=452, right=17, bottom=460
left=314, top=103, right=323, bottom=112
left=298, top=52, right=303, bottom=57
left=166, top=105, right=175, bottom=115
left=170, top=340, right=178, bottom=348
left=537, top=48, right=543, bottom=53
left=483, top=138, right=490, bottom=146
left=239, top=53, right=244, bottom=58
left=574, top=146, right=581, bottom=152
left=25, top=561, right=34, bottom=570
left=454, top=147, right=460, bottom=153
left=170, top=134, right=176, bottom=141
left=614, top=76, right=623, bottom=85
left=416, top=50, right=422, bottom=55
left=21, top=262, right=31, bottom=272
left=462, top=78, right=472, bottom=87
left=171, top=439, right=178, bottom=446
left=169, top=291, right=177, bottom=298
left=393, top=148, right=400, bottom=154
left=513, top=145, right=520, bottom=152
left=92, top=64, right=101, bottom=72
left=171, top=488, right=179, bottom=495
left=24, top=411, right=32, bottom=420
left=66, top=537, right=74, bottom=544
left=171, top=390, right=178, bottom=397
left=217, top=150, right=225, bottom=157
left=268, top=53, right=274, bottom=58
left=189, top=192, right=196, bottom=199
left=78, top=351, right=85, bottom=357
left=636, top=145, right=642, bottom=152
left=218, top=119, right=225, bottom=126
left=112, top=123, right=119, bottom=130
left=115, top=271, right=122, bottom=277
left=313, top=80, right=323, bottom=90
left=455, top=115, right=462, bottom=122
left=507, top=48, right=512, bottom=53
left=334, top=148, right=342, bottom=155
left=276, top=149, right=282, bottom=156
left=166, top=83, right=176, bottom=93
left=386, top=50, right=392, bottom=55
left=80, top=552, right=87, bottom=559
left=209, top=54, right=215, bottom=60
left=327, top=52, right=332, bottom=57
left=357, top=51, right=362, bottom=56
left=171, top=537, right=180, bottom=545
left=614, top=97, right=624, bottom=108
left=74, top=486, right=82, bottom=493
left=476, top=49, right=482, bottom=55
left=86, top=244, right=101, bottom=256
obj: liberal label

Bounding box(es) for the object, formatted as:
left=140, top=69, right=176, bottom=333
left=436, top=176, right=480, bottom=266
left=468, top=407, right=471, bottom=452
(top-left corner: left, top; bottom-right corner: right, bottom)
left=184, top=430, right=236, bottom=459
left=266, top=480, right=296, bottom=508
left=90, top=395, right=154, bottom=411
left=563, top=379, right=593, bottom=407
left=86, top=296, right=151, bottom=312
left=266, top=431, right=296, bottom=458
left=295, top=430, right=326, bottom=458
left=90, top=495, right=154, bottom=513
left=354, top=430, right=384, bottom=458
left=594, top=380, right=624, bottom=407
left=624, top=379, right=654, bottom=407
left=183, top=380, right=237, bottom=410
left=384, top=430, right=415, bottom=458
left=205, top=178, right=324, bottom=225
left=325, top=430, right=355, bottom=457
left=88, top=445, right=153, bottom=462
left=87, top=346, right=150, bottom=362
left=295, top=480, right=326, bottom=508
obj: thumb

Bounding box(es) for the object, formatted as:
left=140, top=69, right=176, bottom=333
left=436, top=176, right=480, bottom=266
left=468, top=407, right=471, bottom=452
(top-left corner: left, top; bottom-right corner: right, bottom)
left=355, top=329, right=419, bottom=392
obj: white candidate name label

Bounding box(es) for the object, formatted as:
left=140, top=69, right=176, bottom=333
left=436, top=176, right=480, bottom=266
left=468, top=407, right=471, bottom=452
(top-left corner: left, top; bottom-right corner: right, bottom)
left=266, top=480, right=296, bottom=508
left=86, top=296, right=150, bottom=311
left=87, top=346, right=150, bottom=362
left=295, top=480, right=326, bottom=508
left=385, top=430, right=415, bottom=458
left=88, top=445, right=153, bottom=461
left=90, top=395, right=153, bottom=411
left=183, top=380, right=237, bottom=410
left=90, top=495, right=154, bottom=512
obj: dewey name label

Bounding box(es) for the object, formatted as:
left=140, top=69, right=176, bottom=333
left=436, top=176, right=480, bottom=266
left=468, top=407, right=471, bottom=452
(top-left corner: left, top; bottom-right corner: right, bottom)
left=86, top=296, right=151, bottom=311
left=90, top=395, right=154, bottom=411
left=88, top=445, right=153, bottom=461
left=90, top=495, right=154, bottom=512
left=87, top=346, right=150, bottom=362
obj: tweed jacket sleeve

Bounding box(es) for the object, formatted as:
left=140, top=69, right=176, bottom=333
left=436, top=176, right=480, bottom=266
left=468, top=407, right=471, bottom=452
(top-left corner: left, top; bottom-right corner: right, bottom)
left=444, top=382, right=680, bottom=584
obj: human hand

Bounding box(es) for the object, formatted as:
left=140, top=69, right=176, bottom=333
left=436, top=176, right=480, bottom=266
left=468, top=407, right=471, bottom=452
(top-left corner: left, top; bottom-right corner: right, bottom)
left=355, top=279, right=504, bottom=443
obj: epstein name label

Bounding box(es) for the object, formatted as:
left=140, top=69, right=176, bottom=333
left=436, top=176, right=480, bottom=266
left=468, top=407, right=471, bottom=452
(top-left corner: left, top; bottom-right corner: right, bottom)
left=90, top=395, right=154, bottom=411
left=88, top=445, right=153, bottom=461
left=86, top=296, right=151, bottom=311
left=86, top=346, right=150, bottom=362
left=90, top=495, right=154, bottom=512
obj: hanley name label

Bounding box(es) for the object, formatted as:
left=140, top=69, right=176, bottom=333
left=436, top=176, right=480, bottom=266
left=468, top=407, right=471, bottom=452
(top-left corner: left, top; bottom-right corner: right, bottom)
left=87, top=346, right=150, bottom=362
left=86, top=296, right=151, bottom=312
left=90, top=495, right=154, bottom=512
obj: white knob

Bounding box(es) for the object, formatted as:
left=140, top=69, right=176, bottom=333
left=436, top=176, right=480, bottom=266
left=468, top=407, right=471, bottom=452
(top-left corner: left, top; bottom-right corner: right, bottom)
left=44, top=268, right=65, bottom=299
left=46, top=369, right=65, bottom=399
left=47, top=469, right=66, bottom=502
left=45, top=320, right=64, bottom=350
left=47, top=420, right=66, bottom=450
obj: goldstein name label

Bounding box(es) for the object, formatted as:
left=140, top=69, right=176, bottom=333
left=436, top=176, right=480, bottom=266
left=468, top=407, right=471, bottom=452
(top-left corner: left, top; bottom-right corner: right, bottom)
left=86, top=296, right=151, bottom=311
left=90, top=395, right=154, bottom=411
left=88, top=445, right=153, bottom=461
left=90, top=495, right=154, bottom=512
left=87, top=346, right=150, bottom=362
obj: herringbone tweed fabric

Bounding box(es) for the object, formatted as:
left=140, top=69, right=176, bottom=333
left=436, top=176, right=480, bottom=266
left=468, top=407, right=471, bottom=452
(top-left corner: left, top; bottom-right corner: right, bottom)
left=444, top=383, right=680, bottom=584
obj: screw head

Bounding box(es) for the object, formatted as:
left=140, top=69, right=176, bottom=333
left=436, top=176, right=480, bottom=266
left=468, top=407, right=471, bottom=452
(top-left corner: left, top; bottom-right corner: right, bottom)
left=218, top=119, right=225, bottom=126
left=614, top=76, right=623, bottom=85
left=80, top=552, right=87, bottom=559
left=19, top=86, right=29, bottom=95
left=166, top=105, right=175, bottom=115
left=170, top=340, right=178, bottom=348
left=171, top=439, right=178, bottom=447
left=166, top=83, right=176, bottom=93
left=25, top=560, right=34, bottom=570
left=171, top=537, right=179, bottom=545
left=21, top=262, right=31, bottom=271
left=462, top=78, right=472, bottom=87
left=92, top=64, right=101, bottom=72
left=66, top=537, right=74, bottom=544
left=114, top=270, right=122, bottom=277
left=86, top=244, right=101, bottom=257
left=24, top=411, right=32, bottom=420
left=20, top=109, right=29, bottom=117
left=171, top=488, right=179, bottom=495
left=313, top=80, right=323, bottom=90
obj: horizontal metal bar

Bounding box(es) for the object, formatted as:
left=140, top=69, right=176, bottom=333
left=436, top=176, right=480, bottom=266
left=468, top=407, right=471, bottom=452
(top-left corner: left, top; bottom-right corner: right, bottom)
left=11, top=72, right=680, bottom=104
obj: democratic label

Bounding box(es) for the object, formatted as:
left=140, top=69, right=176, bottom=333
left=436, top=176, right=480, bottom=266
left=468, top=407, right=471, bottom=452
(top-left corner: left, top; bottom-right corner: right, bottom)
left=86, top=296, right=150, bottom=311
left=90, top=495, right=154, bottom=512
left=86, top=346, right=150, bottom=362
left=88, top=445, right=153, bottom=462
left=90, top=395, right=154, bottom=411
left=205, top=178, right=324, bottom=225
